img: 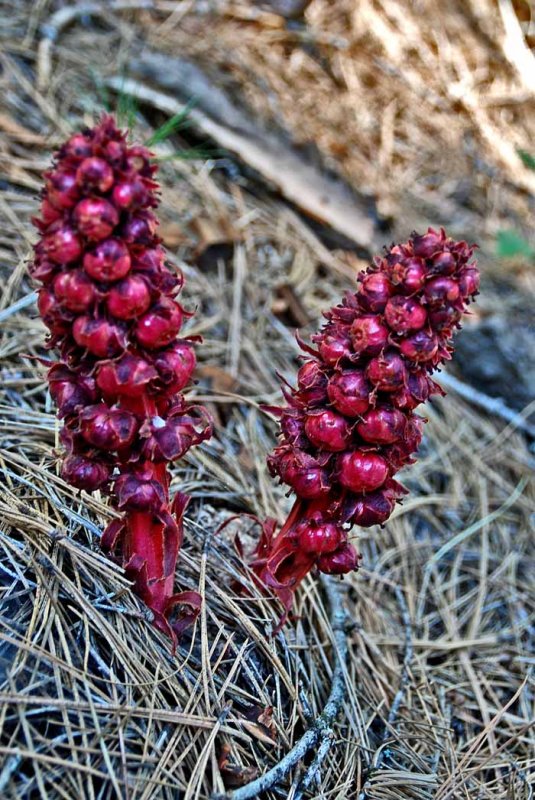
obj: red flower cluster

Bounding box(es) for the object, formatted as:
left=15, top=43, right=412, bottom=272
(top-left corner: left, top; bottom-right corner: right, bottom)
left=252, top=229, right=479, bottom=611
left=30, top=116, right=212, bottom=642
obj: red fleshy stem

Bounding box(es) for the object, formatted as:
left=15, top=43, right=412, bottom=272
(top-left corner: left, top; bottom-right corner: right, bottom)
left=30, top=116, right=212, bottom=644
left=252, top=228, right=480, bottom=613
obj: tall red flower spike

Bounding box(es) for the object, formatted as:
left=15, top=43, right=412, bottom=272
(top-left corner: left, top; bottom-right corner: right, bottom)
left=30, top=116, right=212, bottom=644
left=252, top=228, right=479, bottom=613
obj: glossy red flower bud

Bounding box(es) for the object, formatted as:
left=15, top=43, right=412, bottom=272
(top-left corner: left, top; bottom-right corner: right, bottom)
left=277, top=450, right=331, bottom=499
left=153, top=341, right=196, bottom=393
left=40, top=198, right=62, bottom=225
left=327, top=369, right=371, bottom=416
left=350, top=315, right=389, bottom=355
left=391, top=370, right=433, bottom=410
left=296, top=520, right=343, bottom=555
left=318, top=331, right=353, bottom=365
left=391, top=258, right=427, bottom=293
left=459, top=267, right=480, bottom=297
left=76, top=157, right=114, bottom=192
left=83, top=238, right=131, bottom=282
left=412, top=229, right=443, bottom=258
left=44, top=224, right=82, bottom=264
left=112, top=180, right=148, bottom=209
left=357, top=407, right=406, bottom=444
left=106, top=275, right=151, bottom=319
left=317, top=543, right=359, bottom=574
left=122, top=213, right=156, bottom=244
left=80, top=404, right=138, bottom=450
left=135, top=297, right=183, bottom=349
left=46, top=171, right=79, bottom=210
left=48, top=365, right=97, bottom=417
left=53, top=269, right=95, bottom=312
left=430, top=251, right=456, bottom=275
left=61, top=455, right=110, bottom=492
left=358, top=272, right=393, bottom=312
left=366, top=351, right=407, bottom=391
left=304, top=409, right=351, bottom=451
left=350, top=489, right=396, bottom=527
left=74, top=198, right=119, bottom=241
left=399, top=330, right=438, bottom=362
left=424, top=276, right=460, bottom=306
left=133, top=249, right=181, bottom=294
left=73, top=316, right=125, bottom=357
left=37, top=287, right=58, bottom=321
left=142, top=409, right=211, bottom=462
left=428, top=306, right=461, bottom=332
left=338, top=450, right=389, bottom=492
left=104, top=139, right=125, bottom=166
left=384, top=296, right=427, bottom=333
left=114, top=472, right=166, bottom=512
left=296, top=361, right=328, bottom=405
left=63, top=133, right=92, bottom=160
left=96, top=354, right=157, bottom=398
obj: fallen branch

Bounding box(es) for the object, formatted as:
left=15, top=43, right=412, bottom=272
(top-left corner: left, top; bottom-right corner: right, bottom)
left=437, top=371, right=535, bottom=439
left=214, top=575, right=350, bottom=800
left=357, top=585, right=414, bottom=799
left=105, top=69, right=376, bottom=249
left=37, top=1, right=155, bottom=90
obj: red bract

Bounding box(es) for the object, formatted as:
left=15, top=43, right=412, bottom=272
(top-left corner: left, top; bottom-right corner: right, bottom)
left=29, top=116, right=212, bottom=645
left=251, top=227, right=479, bottom=614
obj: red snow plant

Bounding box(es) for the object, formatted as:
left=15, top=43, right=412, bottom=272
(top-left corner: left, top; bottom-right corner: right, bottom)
left=30, top=116, right=212, bottom=642
left=252, top=228, right=479, bottom=612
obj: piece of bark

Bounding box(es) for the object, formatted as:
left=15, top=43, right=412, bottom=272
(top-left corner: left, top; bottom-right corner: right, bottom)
left=107, top=54, right=376, bottom=249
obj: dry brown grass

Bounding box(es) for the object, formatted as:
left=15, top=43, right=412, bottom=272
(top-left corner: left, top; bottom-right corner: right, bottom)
left=0, top=2, right=533, bottom=798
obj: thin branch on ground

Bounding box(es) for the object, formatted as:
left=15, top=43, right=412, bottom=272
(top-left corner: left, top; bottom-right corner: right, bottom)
left=214, top=576, right=350, bottom=800
left=437, top=372, right=535, bottom=438
left=358, top=585, right=414, bottom=800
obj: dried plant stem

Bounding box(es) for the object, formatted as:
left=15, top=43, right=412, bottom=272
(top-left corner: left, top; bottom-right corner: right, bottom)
left=216, top=576, right=350, bottom=800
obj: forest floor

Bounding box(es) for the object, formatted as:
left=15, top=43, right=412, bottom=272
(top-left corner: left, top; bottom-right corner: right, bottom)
left=0, top=2, right=533, bottom=799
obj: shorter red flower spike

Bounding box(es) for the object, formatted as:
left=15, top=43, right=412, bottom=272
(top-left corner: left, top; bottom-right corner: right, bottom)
left=251, top=228, right=479, bottom=613
left=30, top=116, right=212, bottom=644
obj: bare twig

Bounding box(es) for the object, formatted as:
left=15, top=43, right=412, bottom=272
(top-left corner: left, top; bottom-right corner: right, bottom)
left=215, top=576, right=350, bottom=800
left=0, top=291, right=37, bottom=323
left=437, top=372, right=535, bottom=438
left=37, top=0, right=155, bottom=89
left=357, top=586, right=414, bottom=800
